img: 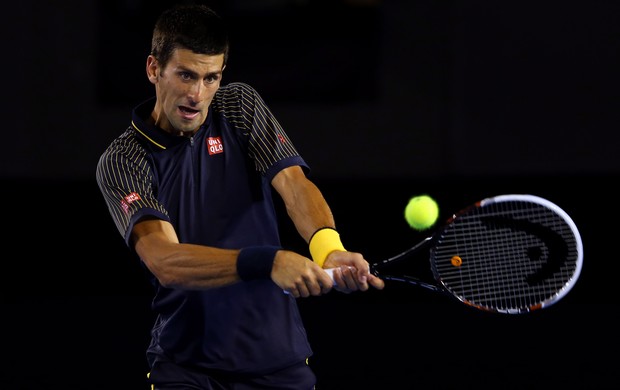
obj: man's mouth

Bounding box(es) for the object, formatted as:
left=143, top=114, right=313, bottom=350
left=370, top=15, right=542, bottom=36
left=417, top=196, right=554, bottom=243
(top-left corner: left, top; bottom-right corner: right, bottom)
left=179, top=106, right=200, bottom=119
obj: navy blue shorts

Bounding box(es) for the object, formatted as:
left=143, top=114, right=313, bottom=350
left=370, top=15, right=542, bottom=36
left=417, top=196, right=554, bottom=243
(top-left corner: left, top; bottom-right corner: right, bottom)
left=148, top=359, right=316, bottom=390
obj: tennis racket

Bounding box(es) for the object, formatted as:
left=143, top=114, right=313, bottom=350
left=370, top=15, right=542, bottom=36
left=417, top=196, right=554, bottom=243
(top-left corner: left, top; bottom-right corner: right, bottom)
left=328, top=194, right=583, bottom=314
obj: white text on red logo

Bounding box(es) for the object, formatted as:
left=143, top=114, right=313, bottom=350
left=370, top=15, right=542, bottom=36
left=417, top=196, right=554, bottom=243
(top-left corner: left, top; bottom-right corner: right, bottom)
left=207, top=136, right=224, bottom=155
left=121, top=192, right=141, bottom=214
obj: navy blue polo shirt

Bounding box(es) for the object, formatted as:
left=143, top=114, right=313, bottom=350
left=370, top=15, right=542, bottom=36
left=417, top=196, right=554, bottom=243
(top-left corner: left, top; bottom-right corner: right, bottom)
left=96, top=82, right=313, bottom=375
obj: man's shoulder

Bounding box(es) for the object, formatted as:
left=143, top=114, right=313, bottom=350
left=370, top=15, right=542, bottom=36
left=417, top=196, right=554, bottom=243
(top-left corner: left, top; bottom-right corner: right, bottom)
left=215, top=82, right=259, bottom=101
left=110, top=125, right=140, bottom=144
left=218, top=81, right=256, bottom=92
left=100, top=126, right=145, bottom=159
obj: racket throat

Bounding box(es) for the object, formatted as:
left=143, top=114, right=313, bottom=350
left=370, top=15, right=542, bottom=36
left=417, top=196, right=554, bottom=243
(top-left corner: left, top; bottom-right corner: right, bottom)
left=382, top=274, right=441, bottom=292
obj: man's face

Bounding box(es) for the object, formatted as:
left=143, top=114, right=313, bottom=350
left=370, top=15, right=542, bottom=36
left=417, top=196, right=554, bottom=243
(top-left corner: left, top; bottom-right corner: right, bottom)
left=148, top=48, right=225, bottom=134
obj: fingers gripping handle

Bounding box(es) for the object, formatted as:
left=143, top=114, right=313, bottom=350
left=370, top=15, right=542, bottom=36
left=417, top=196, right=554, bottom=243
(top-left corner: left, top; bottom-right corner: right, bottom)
left=283, top=268, right=338, bottom=295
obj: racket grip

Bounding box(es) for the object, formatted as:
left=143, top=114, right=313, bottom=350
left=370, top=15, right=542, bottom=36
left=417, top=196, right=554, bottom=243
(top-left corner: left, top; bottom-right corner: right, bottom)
left=283, top=268, right=338, bottom=295
left=324, top=267, right=354, bottom=287
left=324, top=268, right=336, bottom=282
left=325, top=267, right=358, bottom=286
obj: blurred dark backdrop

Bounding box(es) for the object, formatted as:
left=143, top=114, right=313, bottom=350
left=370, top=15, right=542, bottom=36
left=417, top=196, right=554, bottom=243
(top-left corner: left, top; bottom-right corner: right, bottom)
left=2, top=0, right=619, bottom=389
left=4, top=0, right=619, bottom=179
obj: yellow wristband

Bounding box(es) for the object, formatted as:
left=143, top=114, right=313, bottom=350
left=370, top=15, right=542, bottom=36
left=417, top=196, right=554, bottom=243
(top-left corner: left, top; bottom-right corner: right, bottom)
left=309, top=227, right=346, bottom=268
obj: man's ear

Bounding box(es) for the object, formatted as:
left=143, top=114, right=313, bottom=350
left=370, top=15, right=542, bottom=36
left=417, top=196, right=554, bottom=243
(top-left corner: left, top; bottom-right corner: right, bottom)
left=146, top=55, right=159, bottom=84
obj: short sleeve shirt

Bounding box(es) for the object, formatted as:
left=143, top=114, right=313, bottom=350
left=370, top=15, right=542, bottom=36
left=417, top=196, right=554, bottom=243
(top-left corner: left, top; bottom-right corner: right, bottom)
left=96, top=82, right=312, bottom=374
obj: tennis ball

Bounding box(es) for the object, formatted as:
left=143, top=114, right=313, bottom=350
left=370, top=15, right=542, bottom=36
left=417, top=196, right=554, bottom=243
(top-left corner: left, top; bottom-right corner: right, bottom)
left=404, top=195, right=439, bottom=231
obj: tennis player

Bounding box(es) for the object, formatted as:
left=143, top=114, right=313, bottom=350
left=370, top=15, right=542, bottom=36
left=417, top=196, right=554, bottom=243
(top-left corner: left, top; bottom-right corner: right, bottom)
left=96, top=4, right=384, bottom=389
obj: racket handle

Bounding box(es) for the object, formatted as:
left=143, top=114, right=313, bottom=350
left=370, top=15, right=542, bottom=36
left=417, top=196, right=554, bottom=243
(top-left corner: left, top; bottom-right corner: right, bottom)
left=324, top=268, right=335, bottom=282
left=325, top=266, right=361, bottom=285
left=325, top=266, right=358, bottom=286
left=283, top=268, right=339, bottom=294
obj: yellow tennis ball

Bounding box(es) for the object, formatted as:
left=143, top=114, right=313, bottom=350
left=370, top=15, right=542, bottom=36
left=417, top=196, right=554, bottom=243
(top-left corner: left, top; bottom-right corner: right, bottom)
left=404, top=195, right=439, bottom=231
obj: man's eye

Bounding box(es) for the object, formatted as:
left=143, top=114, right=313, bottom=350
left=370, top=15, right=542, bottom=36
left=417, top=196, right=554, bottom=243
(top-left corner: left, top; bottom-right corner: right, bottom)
left=180, top=72, right=192, bottom=81
left=205, top=75, right=220, bottom=84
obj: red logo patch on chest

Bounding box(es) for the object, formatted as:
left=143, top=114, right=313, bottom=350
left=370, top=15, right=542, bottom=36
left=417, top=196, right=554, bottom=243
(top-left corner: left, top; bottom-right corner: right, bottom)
left=206, top=136, right=224, bottom=155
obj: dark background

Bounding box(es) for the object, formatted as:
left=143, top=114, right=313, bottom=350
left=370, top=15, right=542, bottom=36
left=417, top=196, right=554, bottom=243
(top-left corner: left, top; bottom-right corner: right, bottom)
left=2, top=0, right=618, bottom=389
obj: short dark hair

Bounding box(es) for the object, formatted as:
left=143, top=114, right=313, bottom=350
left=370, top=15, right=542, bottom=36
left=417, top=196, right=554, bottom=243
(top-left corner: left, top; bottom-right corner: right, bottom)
left=151, top=4, right=229, bottom=69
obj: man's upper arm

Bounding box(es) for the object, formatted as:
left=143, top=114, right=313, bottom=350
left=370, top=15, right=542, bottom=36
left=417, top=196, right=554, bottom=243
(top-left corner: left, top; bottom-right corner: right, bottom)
left=131, top=218, right=179, bottom=255
left=271, top=165, right=307, bottom=198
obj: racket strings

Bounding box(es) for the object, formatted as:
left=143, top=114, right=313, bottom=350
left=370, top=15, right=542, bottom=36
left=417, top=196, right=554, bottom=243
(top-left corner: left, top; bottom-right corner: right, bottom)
left=432, top=199, right=580, bottom=314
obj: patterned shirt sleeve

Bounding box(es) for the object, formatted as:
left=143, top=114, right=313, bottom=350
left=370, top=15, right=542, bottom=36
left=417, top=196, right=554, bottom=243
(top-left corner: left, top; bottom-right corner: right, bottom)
left=95, top=129, right=169, bottom=243
left=213, top=82, right=307, bottom=180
